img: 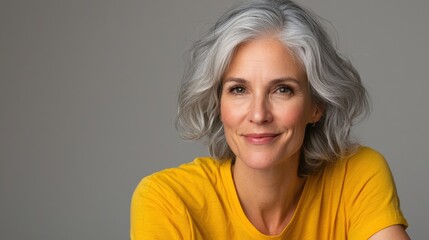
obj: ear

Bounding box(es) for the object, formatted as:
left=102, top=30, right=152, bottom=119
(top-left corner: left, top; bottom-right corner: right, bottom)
left=309, top=103, right=324, bottom=124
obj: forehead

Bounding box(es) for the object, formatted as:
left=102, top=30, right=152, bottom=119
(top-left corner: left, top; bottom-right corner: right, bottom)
left=223, top=37, right=306, bottom=82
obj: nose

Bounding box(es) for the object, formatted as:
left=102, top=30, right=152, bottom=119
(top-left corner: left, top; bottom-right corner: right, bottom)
left=249, top=94, right=273, bottom=124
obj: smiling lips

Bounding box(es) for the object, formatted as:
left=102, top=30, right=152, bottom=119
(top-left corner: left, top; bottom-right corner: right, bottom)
left=243, top=133, right=281, bottom=145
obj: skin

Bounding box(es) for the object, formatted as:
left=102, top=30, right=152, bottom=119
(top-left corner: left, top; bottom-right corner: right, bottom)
left=369, top=225, right=410, bottom=239
left=220, top=37, right=410, bottom=238
left=221, top=37, right=322, bottom=235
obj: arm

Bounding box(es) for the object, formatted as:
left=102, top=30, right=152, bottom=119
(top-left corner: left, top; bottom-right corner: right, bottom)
left=369, top=225, right=410, bottom=240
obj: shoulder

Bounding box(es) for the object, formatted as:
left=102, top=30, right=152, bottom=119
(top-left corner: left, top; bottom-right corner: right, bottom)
left=346, top=146, right=388, bottom=170
left=131, top=157, right=230, bottom=228
left=317, top=146, right=400, bottom=217
left=340, top=145, right=398, bottom=190
left=338, top=147, right=408, bottom=238
left=323, top=146, right=394, bottom=194
left=131, top=158, right=221, bottom=239
left=153, top=157, right=223, bottom=182
left=311, top=146, right=394, bottom=203
left=303, top=147, right=407, bottom=239
left=133, top=157, right=225, bottom=199
left=321, top=146, right=389, bottom=183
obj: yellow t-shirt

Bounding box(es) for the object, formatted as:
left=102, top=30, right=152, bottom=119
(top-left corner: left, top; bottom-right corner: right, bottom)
left=130, top=147, right=407, bottom=239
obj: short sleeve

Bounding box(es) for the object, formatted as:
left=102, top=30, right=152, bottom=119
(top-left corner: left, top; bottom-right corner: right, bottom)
left=130, top=176, right=194, bottom=240
left=345, top=148, right=408, bottom=240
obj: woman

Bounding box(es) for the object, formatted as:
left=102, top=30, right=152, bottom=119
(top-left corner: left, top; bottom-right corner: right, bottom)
left=131, top=0, right=409, bottom=239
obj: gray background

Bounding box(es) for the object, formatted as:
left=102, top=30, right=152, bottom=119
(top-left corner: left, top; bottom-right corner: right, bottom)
left=1, top=0, right=428, bottom=239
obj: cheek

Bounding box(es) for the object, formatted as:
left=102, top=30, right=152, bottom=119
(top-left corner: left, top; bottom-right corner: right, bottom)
left=220, top=99, right=242, bottom=127
left=220, top=100, right=244, bottom=151
left=220, top=101, right=239, bottom=153
left=277, top=102, right=310, bottom=127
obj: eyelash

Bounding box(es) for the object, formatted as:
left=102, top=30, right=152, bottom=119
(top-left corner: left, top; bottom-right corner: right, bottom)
left=275, top=85, right=294, bottom=95
left=229, top=86, right=246, bottom=95
left=227, top=85, right=294, bottom=95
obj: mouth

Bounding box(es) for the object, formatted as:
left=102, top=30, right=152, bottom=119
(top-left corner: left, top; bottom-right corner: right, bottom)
left=242, top=133, right=280, bottom=145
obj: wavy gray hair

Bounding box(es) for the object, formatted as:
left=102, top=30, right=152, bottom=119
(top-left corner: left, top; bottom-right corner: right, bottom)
left=176, top=0, right=369, bottom=175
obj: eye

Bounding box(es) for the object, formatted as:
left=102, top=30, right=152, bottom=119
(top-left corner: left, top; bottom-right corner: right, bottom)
left=230, top=86, right=246, bottom=95
left=275, top=85, right=293, bottom=95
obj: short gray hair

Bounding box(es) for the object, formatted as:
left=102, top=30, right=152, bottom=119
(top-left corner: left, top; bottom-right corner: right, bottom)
left=176, top=0, right=369, bottom=175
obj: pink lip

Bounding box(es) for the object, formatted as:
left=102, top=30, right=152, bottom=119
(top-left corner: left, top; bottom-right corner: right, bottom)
left=243, top=133, right=280, bottom=145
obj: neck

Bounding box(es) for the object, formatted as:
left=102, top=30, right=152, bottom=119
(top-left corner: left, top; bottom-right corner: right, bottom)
left=232, top=157, right=306, bottom=235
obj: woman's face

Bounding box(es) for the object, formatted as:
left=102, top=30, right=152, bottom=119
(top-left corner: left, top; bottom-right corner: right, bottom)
left=220, top=37, right=322, bottom=170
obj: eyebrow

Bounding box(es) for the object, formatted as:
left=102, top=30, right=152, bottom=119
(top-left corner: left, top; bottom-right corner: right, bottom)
left=222, top=77, right=302, bottom=86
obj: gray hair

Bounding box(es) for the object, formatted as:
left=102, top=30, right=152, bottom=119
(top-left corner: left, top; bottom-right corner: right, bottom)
left=176, top=0, right=369, bottom=175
